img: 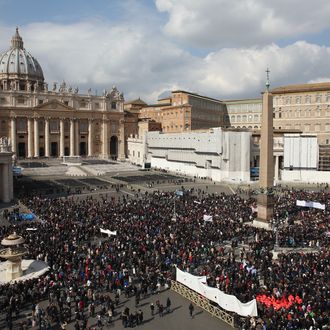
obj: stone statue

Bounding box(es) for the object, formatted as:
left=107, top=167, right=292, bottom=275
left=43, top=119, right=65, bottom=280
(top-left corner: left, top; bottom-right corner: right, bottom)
left=0, top=137, right=9, bottom=152
left=26, top=81, right=31, bottom=92
left=33, top=81, right=39, bottom=92
left=44, top=83, right=48, bottom=92
left=74, top=87, right=79, bottom=94
left=68, top=86, right=72, bottom=93
left=59, top=81, right=67, bottom=93
left=88, top=88, right=92, bottom=95
left=52, top=82, right=57, bottom=91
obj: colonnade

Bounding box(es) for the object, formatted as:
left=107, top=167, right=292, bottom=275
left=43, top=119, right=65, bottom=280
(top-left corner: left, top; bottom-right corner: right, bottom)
left=10, top=117, right=100, bottom=158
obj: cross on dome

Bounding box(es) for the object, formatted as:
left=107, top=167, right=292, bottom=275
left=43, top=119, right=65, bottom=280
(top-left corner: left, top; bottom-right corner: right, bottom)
left=11, top=27, right=24, bottom=50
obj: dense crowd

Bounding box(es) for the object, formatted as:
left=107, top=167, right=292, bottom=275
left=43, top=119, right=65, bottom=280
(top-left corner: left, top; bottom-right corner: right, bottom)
left=0, top=187, right=329, bottom=329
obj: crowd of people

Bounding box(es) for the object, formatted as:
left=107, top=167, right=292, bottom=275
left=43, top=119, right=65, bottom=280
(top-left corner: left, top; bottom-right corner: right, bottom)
left=0, top=187, right=328, bottom=329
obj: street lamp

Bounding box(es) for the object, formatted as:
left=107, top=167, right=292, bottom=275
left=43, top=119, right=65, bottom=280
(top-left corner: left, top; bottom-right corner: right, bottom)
left=270, top=217, right=285, bottom=251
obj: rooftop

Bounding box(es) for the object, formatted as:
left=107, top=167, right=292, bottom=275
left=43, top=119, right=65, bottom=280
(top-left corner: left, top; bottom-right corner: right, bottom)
left=271, top=82, right=330, bottom=94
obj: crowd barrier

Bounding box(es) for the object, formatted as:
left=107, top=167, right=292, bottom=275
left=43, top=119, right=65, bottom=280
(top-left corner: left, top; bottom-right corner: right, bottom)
left=170, top=279, right=235, bottom=327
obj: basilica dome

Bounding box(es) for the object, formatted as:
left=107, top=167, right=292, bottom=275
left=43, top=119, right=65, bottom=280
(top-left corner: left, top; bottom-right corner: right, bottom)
left=0, top=28, right=44, bottom=91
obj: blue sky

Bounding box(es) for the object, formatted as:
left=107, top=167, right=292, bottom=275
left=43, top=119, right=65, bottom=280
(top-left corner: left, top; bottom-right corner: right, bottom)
left=1, top=0, right=330, bottom=102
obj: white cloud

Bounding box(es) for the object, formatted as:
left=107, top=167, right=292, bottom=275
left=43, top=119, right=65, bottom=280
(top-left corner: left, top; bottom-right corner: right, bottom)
left=0, top=20, right=195, bottom=101
left=196, top=42, right=330, bottom=98
left=1, top=19, right=330, bottom=103
left=155, top=0, right=330, bottom=48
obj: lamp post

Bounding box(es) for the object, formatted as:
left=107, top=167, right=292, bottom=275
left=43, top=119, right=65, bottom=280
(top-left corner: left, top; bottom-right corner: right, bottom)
left=270, top=216, right=285, bottom=251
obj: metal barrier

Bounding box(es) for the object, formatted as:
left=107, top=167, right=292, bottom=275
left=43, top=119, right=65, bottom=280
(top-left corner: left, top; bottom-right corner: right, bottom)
left=171, top=280, right=235, bottom=328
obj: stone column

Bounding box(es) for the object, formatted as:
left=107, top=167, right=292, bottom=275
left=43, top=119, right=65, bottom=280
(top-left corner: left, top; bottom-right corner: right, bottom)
left=34, top=118, right=39, bottom=158
left=257, top=89, right=274, bottom=225
left=88, top=120, right=93, bottom=157
left=59, top=119, right=65, bottom=157
left=27, top=118, right=33, bottom=158
left=10, top=117, right=17, bottom=154
left=2, top=164, right=10, bottom=203
left=274, top=155, right=279, bottom=181
left=70, top=119, right=75, bottom=157
left=118, top=120, right=125, bottom=161
left=75, top=120, right=80, bottom=156
left=7, top=162, right=13, bottom=202
left=102, top=119, right=109, bottom=158
left=44, top=118, right=50, bottom=157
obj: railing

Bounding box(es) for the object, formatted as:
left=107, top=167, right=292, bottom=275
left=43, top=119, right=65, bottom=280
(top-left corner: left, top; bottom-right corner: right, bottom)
left=170, top=280, right=235, bottom=328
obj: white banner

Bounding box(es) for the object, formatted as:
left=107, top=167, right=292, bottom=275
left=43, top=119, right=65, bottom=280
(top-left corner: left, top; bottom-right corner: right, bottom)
left=176, top=267, right=257, bottom=317
left=296, top=200, right=325, bottom=210
left=176, top=267, right=207, bottom=292
left=100, top=228, right=117, bottom=236
left=203, top=214, right=213, bottom=222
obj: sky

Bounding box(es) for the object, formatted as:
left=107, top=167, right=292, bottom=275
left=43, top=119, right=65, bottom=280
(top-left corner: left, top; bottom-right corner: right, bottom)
left=1, top=0, right=330, bottom=102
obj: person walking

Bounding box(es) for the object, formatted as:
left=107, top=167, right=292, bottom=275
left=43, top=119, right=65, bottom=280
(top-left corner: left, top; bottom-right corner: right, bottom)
left=189, top=303, right=194, bottom=318
left=166, top=297, right=171, bottom=313
left=159, top=304, right=164, bottom=317
left=149, top=302, right=154, bottom=316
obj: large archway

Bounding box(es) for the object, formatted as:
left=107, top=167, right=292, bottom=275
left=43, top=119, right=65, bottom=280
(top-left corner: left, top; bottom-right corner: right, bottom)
left=110, top=136, right=118, bottom=160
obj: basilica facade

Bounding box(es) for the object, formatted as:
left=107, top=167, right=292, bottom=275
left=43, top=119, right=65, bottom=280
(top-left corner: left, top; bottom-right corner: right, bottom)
left=0, top=29, right=128, bottom=160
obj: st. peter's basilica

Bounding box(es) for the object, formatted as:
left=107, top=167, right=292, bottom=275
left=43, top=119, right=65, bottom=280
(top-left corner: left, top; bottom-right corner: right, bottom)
left=0, top=28, right=131, bottom=161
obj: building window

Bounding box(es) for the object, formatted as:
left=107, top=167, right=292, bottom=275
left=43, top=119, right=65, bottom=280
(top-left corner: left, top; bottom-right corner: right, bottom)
left=296, top=96, right=301, bottom=104
left=17, top=97, right=25, bottom=104
left=17, top=118, right=27, bottom=131
left=79, top=121, right=88, bottom=133
left=50, top=119, right=59, bottom=133
left=64, top=101, right=69, bottom=106
left=38, top=99, right=43, bottom=105
left=111, top=102, right=116, bottom=109
left=316, top=95, right=322, bottom=103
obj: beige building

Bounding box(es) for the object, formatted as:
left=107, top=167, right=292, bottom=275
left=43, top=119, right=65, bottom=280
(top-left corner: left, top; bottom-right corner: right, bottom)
left=272, top=82, right=330, bottom=145
left=0, top=29, right=128, bottom=161
left=224, top=98, right=262, bottom=129
left=135, top=90, right=229, bottom=133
